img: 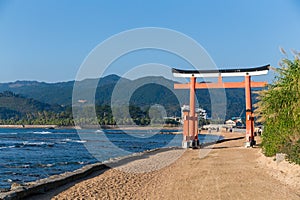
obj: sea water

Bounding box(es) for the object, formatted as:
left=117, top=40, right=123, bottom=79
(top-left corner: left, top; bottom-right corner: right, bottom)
left=0, top=128, right=222, bottom=189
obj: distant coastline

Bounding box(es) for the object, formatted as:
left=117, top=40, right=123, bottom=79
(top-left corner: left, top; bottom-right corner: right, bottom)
left=0, top=124, right=181, bottom=131
left=0, top=125, right=78, bottom=129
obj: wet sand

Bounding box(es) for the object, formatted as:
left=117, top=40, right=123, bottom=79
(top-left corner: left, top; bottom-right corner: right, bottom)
left=30, top=131, right=299, bottom=200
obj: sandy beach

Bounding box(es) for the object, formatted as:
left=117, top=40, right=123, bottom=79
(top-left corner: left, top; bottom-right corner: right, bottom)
left=25, top=131, right=299, bottom=200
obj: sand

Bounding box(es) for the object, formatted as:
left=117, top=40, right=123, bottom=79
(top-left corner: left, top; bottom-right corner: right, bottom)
left=36, top=131, right=299, bottom=200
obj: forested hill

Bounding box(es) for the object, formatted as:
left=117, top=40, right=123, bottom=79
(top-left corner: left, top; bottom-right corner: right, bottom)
left=0, top=74, right=123, bottom=106
left=0, top=75, right=262, bottom=122
left=0, top=80, right=74, bottom=106
left=0, top=91, right=64, bottom=122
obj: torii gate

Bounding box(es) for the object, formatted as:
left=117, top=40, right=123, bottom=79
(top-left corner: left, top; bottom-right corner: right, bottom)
left=172, top=65, right=270, bottom=148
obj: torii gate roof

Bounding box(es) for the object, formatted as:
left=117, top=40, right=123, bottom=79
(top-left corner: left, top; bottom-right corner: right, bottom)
left=172, top=64, right=270, bottom=78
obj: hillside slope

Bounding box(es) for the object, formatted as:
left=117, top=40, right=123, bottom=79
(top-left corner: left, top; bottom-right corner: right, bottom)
left=0, top=91, right=62, bottom=120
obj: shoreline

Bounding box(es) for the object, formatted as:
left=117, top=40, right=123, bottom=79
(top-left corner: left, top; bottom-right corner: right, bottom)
left=0, top=132, right=223, bottom=199
left=0, top=125, right=183, bottom=135
left=1, top=131, right=299, bottom=199
left=0, top=124, right=181, bottom=130
left=0, top=125, right=59, bottom=129
left=0, top=125, right=79, bottom=129
left=0, top=147, right=181, bottom=200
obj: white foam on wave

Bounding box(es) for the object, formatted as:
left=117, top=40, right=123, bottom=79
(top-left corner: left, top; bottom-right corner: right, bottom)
left=73, top=140, right=87, bottom=143
left=61, top=138, right=87, bottom=143
left=18, top=164, right=31, bottom=168
left=0, top=145, right=15, bottom=149
left=23, top=141, right=46, bottom=145
left=33, top=131, right=52, bottom=134
left=38, top=163, right=55, bottom=168
left=22, top=141, right=54, bottom=146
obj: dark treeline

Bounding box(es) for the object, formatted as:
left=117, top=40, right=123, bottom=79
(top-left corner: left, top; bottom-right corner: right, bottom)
left=72, top=104, right=180, bottom=127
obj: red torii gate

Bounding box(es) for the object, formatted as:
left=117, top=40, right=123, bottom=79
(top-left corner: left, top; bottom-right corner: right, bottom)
left=172, top=65, right=270, bottom=148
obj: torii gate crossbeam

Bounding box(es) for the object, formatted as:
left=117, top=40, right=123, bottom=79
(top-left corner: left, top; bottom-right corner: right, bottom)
left=172, top=65, right=270, bottom=148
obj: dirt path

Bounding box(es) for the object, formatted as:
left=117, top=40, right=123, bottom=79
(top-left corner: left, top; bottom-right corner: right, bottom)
left=51, top=132, right=300, bottom=200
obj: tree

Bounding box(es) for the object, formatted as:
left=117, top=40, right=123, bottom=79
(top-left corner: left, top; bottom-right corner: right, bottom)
left=257, top=51, right=300, bottom=164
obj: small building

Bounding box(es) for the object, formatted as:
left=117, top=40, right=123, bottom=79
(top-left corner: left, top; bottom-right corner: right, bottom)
left=225, top=119, right=236, bottom=126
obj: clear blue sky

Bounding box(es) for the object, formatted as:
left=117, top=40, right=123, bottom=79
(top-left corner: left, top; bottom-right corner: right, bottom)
left=0, top=0, right=299, bottom=83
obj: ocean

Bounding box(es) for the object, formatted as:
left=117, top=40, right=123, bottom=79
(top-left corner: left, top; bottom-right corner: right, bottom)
left=0, top=128, right=222, bottom=189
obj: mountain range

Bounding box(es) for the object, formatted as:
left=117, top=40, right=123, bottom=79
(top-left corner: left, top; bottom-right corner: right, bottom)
left=0, top=74, right=260, bottom=122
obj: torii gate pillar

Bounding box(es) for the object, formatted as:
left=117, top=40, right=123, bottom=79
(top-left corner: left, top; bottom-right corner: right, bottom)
left=181, top=76, right=199, bottom=148
left=189, top=76, right=199, bottom=147
left=245, top=74, right=255, bottom=147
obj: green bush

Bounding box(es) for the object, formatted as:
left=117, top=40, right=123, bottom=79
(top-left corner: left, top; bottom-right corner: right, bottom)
left=258, top=52, right=300, bottom=164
